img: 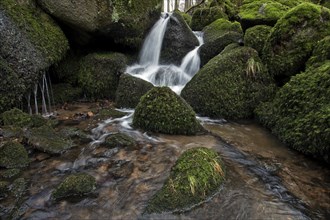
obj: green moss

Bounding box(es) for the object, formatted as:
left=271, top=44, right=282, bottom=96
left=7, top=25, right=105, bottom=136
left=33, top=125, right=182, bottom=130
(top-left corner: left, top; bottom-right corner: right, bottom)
left=306, top=36, right=330, bottom=69
left=244, top=25, right=272, bottom=55
left=190, top=7, right=229, bottom=31
left=0, top=181, right=9, bottom=198
left=255, top=61, right=330, bottom=162
left=94, top=108, right=127, bottom=121
left=59, top=127, right=91, bottom=144
left=182, top=46, right=276, bottom=119
left=133, top=87, right=203, bottom=135
left=209, top=0, right=239, bottom=20
left=0, top=142, right=29, bottom=169
left=0, top=168, right=21, bottom=179
left=11, top=177, right=26, bottom=198
left=52, top=53, right=82, bottom=86
left=78, top=52, right=127, bottom=100
left=103, top=133, right=137, bottom=149
left=176, top=10, right=192, bottom=25
left=1, top=108, right=32, bottom=127
left=145, top=147, right=225, bottom=213
left=0, top=0, right=68, bottom=64
left=115, top=74, right=154, bottom=108
left=203, top=18, right=242, bottom=42
left=52, top=83, right=83, bottom=104
left=52, top=173, right=96, bottom=200
left=262, top=3, right=330, bottom=82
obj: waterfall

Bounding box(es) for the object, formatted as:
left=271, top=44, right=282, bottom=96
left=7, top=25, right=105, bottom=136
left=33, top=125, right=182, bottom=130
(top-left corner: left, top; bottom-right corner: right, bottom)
left=126, top=15, right=203, bottom=95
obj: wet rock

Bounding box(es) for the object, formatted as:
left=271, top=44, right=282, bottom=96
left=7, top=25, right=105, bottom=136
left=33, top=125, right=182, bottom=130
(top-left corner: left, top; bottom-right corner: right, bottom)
left=200, top=18, right=243, bottom=66
left=160, top=12, right=199, bottom=66
left=182, top=46, right=276, bottom=119
left=59, top=127, right=91, bottom=144
left=93, top=147, right=119, bottom=158
left=0, top=181, right=9, bottom=198
left=94, top=108, right=127, bottom=121
left=0, top=126, right=24, bottom=139
left=35, top=153, right=50, bottom=162
left=145, top=147, right=225, bottom=213
left=244, top=25, right=272, bottom=56
left=115, top=74, right=154, bottom=109
left=0, top=141, right=29, bottom=169
left=133, top=87, right=204, bottom=135
left=25, top=125, right=73, bottom=155
left=103, top=133, right=137, bottom=150
left=190, top=6, right=228, bottom=31
left=109, top=160, right=134, bottom=179
left=11, top=177, right=27, bottom=198
left=52, top=173, right=96, bottom=200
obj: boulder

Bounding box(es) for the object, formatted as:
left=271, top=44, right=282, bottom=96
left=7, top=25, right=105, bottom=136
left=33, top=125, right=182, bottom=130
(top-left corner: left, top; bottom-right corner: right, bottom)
left=0, top=0, right=69, bottom=113
left=145, top=147, right=225, bottom=213
left=115, top=74, right=154, bottom=108
left=181, top=46, right=275, bottom=119
left=209, top=0, right=238, bottom=20
left=78, top=52, right=127, bottom=100
left=52, top=83, right=83, bottom=104
left=190, top=6, right=228, bottom=31
left=200, top=18, right=243, bottom=66
left=244, top=25, right=272, bottom=56
left=306, top=36, right=330, bottom=69
left=133, top=87, right=203, bottom=135
left=37, top=0, right=162, bottom=49
left=262, top=3, right=330, bottom=84
left=0, top=142, right=29, bottom=169
left=255, top=61, right=330, bottom=162
left=103, top=133, right=137, bottom=150
left=160, top=12, right=199, bottom=65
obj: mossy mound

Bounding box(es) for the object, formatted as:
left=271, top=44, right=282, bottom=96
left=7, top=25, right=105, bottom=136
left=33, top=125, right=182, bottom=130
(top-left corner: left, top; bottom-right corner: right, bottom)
left=200, top=18, right=243, bottom=66
left=115, top=74, right=154, bottom=108
left=0, top=142, right=29, bottom=169
left=78, top=52, right=127, bottom=100
left=1, top=108, right=32, bottom=127
left=133, top=87, right=203, bottom=135
left=209, top=0, right=238, bottom=20
left=0, top=168, right=21, bottom=179
left=190, top=6, right=229, bottom=31
left=255, top=61, right=330, bottom=162
left=181, top=46, right=276, bottom=119
left=176, top=10, right=192, bottom=25
left=262, top=3, right=330, bottom=83
left=52, top=173, right=96, bottom=200
left=306, top=36, right=330, bottom=69
left=52, top=83, right=83, bottom=104
left=244, top=25, right=272, bottom=56
left=59, top=127, right=91, bottom=144
left=145, top=147, right=225, bottom=213
left=25, top=125, right=73, bottom=154
left=103, top=133, right=137, bottom=149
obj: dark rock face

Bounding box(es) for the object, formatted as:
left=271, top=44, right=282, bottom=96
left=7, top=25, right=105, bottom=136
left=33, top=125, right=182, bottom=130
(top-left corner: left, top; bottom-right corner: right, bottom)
left=160, top=12, right=199, bottom=66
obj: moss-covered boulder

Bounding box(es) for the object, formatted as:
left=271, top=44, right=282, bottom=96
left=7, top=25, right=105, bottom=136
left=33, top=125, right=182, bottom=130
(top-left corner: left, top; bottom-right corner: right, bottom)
left=238, top=0, right=308, bottom=30
left=262, top=3, right=330, bottom=84
left=200, top=18, right=243, bottom=66
left=133, top=87, right=203, bottom=135
left=306, top=36, right=330, bottom=69
left=1, top=108, right=32, bottom=127
left=244, top=25, right=272, bottom=56
left=145, top=147, right=225, bottom=213
left=160, top=12, right=199, bottom=65
left=255, top=61, right=330, bottom=162
left=94, top=108, right=127, bottom=121
left=0, top=0, right=68, bottom=114
left=78, top=52, right=127, bottom=100
left=52, top=83, right=83, bottom=104
left=59, top=127, right=91, bottom=144
left=37, top=0, right=161, bottom=49
left=115, top=74, right=154, bottom=108
left=190, top=6, right=228, bottom=31
left=0, top=181, right=9, bottom=198
left=0, top=142, right=29, bottom=168
left=52, top=173, right=96, bottom=200
left=25, top=125, right=73, bottom=154
left=181, top=46, right=275, bottom=119
left=209, top=0, right=238, bottom=20
left=103, top=133, right=137, bottom=149
left=0, top=168, right=21, bottom=179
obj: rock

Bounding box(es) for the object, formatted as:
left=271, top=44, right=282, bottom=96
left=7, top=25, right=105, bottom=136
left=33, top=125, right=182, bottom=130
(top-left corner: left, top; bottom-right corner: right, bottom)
left=199, top=18, right=243, bottom=66
left=37, top=0, right=161, bottom=49
left=190, top=6, right=228, bottom=31
left=25, top=125, right=73, bottom=154
left=0, top=0, right=68, bottom=113
left=209, top=0, right=238, bottom=20
left=145, top=147, right=225, bottom=213
left=0, top=168, right=21, bottom=179
left=109, top=160, right=134, bottom=179
left=115, top=74, right=154, bottom=108
left=52, top=173, right=96, bottom=200
left=133, top=87, right=203, bottom=135
left=59, top=127, right=91, bottom=144
left=306, top=36, right=330, bottom=69
left=1, top=108, right=32, bottom=127
left=52, top=84, right=83, bottom=105
left=94, top=108, right=127, bottom=121
left=103, top=133, right=137, bottom=150
left=181, top=45, right=276, bottom=119
left=262, top=3, right=330, bottom=84
left=0, top=181, right=9, bottom=198
left=160, top=12, right=199, bottom=65
left=244, top=25, right=272, bottom=56
left=255, top=61, right=330, bottom=163
left=0, top=141, right=29, bottom=169
left=78, top=52, right=127, bottom=100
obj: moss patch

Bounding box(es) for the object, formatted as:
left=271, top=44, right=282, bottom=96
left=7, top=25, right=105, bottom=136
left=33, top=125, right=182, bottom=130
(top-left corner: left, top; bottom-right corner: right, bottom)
left=1, top=108, right=32, bottom=127
left=244, top=25, right=272, bottom=56
left=145, top=147, right=225, bottom=213
left=0, top=142, right=29, bottom=169
left=52, top=83, right=83, bottom=104
left=306, top=36, right=330, bottom=69
left=190, top=6, right=229, bottom=31
left=133, top=87, right=203, bottom=135
left=103, top=133, right=137, bottom=149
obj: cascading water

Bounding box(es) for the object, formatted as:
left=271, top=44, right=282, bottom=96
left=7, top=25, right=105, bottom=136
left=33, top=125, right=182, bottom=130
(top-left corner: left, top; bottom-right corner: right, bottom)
left=126, top=14, right=203, bottom=94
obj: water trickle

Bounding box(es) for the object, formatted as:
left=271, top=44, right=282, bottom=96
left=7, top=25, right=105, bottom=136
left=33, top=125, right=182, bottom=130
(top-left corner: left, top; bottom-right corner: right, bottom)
left=126, top=15, right=203, bottom=94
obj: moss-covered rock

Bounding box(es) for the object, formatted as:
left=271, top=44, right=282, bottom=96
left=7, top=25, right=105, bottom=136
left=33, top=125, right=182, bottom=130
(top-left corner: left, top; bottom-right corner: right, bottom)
left=0, top=181, right=9, bottom=198
left=77, top=52, right=127, bottom=100
left=11, top=177, right=26, bottom=198
left=145, top=147, right=225, bottom=213
left=209, top=0, right=239, bottom=20
left=262, top=3, right=330, bottom=84
left=190, top=6, right=229, bottom=31
left=160, top=12, right=199, bottom=65
left=52, top=173, right=96, bottom=200
left=59, top=127, right=91, bottom=144
left=115, top=74, right=154, bottom=108
left=200, top=18, right=243, bottom=66
left=0, top=168, right=21, bottom=179
left=0, top=142, right=29, bottom=168
left=103, top=133, right=137, bottom=149
left=133, top=87, right=203, bottom=135
left=177, top=10, right=192, bottom=25
left=52, top=83, right=83, bottom=104
left=181, top=46, right=276, bottom=119
left=94, top=108, right=128, bottom=121
left=244, top=25, right=272, bottom=56
left=255, top=61, right=330, bottom=162
left=25, top=125, right=73, bottom=154
left=1, top=108, right=32, bottom=127
left=306, top=36, right=330, bottom=69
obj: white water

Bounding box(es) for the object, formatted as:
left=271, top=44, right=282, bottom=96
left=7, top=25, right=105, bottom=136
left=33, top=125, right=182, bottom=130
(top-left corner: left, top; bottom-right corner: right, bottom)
left=126, top=15, right=203, bottom=94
